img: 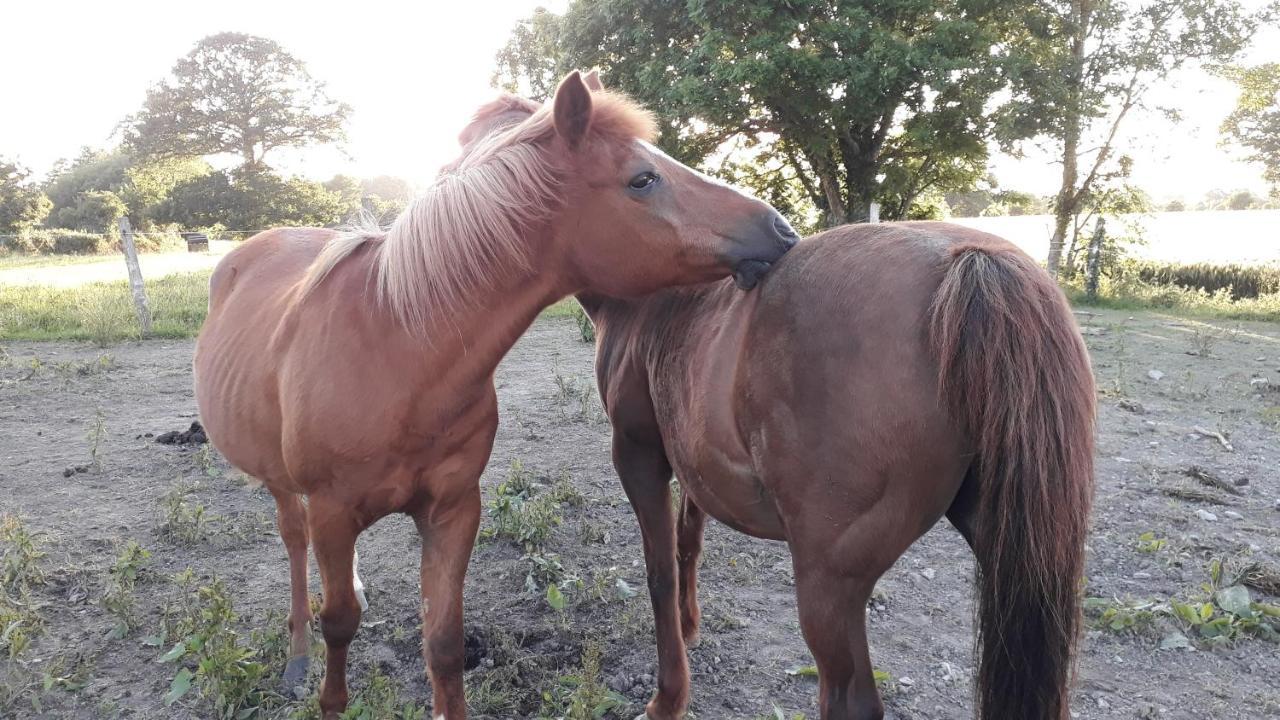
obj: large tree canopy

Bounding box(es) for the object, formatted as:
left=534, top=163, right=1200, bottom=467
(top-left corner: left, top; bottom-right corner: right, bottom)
left=1217, top=62, right=1280, bottom=194
left=495, top=0, right=1028, bottom=227
left=1002, top=0, right=1257, bottom=275
left=124, top=32, right=350, bottom=169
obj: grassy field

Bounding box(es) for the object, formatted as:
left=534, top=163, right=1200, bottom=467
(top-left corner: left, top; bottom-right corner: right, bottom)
left=2, top=269, right=1276, bottom=345
left=0, top=270, right=584, bottom=345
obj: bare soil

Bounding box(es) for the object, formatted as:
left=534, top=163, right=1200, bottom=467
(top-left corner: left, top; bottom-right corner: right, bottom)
left=1, top=308, right=1278, bottom=719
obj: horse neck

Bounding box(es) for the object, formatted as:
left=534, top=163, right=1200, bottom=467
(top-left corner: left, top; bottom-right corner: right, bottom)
left=413, top=233, right=574, bottom=381
left=590, top=284, right=727, bottom=385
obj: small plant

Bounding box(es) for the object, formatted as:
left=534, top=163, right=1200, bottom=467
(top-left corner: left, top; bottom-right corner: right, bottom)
left=536, top=641, right=628, bottom=720
left=159, top=576, right=286, bottom=718
left=758, top=706, right=807, bottom=720
left=87, top=406, right=107, bottom=471
left=524, top=552, right=568, bottom=592
left=1, top=515, right=46, bottom=594
left=336, top=669, right=426, bottom=720
left=571, top=303, right=595, bottom=343
left=485, top=462, right=564, bottom=551
left=1135, top=531, right=1167, bottom=553
left=159, top=483, right=210, bottom=544
left=551, top=362, right=601, bottom=422
left=102, top=540, right=150, bottom=639
left=194, top=445, right=220, bottom=478
left=1188, top=325, right=1220, bottom=357
left=1082, top=596, right=1160, bottom=635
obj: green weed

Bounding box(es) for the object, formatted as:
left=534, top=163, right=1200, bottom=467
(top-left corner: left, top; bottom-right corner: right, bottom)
left=102, top=540, right=150, bottom=639
left=158, top=482, right=211, bottom=544
left=158, top=574, right=287, bottom=718
left=87, top=406, right=107, bottom=471
left=536, top=640, right=628, bottom=720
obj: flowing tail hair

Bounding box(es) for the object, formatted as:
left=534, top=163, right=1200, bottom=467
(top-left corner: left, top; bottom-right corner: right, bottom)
left=929, top=239, right=1095, bottom=720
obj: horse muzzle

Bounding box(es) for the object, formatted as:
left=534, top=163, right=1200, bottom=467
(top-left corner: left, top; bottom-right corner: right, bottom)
left=729, top=212, right=798, bottom=290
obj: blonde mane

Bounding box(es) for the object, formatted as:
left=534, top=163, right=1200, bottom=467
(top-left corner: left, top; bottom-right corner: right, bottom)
left=302, top=90, right=655, bottom=335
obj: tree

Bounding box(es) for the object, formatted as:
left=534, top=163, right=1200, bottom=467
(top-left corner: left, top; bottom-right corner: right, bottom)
left=44, top=148, right=209, bottom=230
left=1003, top=0, right=1259, bottom=275
left=155, top=168, right=352, bottom=230
left=495, top=1, right=1030, bottom=226
left=1217, top=62, right=1280, bottom=195
left=125, top=33, right=350, bottom=170
left=0, top=158, right=51, bottom=234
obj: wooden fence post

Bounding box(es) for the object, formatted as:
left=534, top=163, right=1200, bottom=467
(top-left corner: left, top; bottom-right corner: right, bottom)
left=868, top=202, right=880, bottom=224
left=1084, top=217, right=1105, bottom=301
left=118, top=217, right=152, bottom=336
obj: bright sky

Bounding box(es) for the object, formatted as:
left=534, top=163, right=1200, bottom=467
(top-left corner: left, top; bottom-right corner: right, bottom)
left=1, top=0, right=1275, bottom=201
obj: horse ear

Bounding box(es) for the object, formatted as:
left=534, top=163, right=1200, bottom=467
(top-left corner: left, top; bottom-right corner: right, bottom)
left=553, top=70, right=593, bottom=148
left=583, top=68, right=604, bottom=91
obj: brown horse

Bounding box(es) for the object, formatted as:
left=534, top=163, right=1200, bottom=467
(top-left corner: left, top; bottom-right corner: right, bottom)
left=581, top=222, right=1095, bottom=720
left=193, top=70, right=796, bottom=720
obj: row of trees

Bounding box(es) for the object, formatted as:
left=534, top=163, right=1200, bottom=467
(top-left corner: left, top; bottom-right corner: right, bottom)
left=494, top=0, right=1279, bottom=275
left=0, top=33, right=411, bottom=243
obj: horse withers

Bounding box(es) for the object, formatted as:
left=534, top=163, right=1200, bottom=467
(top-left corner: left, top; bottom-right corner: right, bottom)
left=193, top=70, right=796, bottom=720
left=582, top=222, right=1094, bottom=720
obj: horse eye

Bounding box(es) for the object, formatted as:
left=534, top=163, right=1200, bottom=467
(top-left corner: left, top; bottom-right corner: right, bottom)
left=628, top=172, right=659, bottom=191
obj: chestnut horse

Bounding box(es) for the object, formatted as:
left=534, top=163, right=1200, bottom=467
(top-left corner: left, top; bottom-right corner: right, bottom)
left=581, top=223, right=1094, bottom=720
left=194, top=70, right=796, bottom=719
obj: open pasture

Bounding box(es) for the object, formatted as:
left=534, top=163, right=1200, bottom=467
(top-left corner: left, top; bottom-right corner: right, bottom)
left=1, top=309, right=1278, bottom=719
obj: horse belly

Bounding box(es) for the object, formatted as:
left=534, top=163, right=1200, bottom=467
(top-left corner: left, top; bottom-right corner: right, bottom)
left=672, top=446, right=787, bottom=540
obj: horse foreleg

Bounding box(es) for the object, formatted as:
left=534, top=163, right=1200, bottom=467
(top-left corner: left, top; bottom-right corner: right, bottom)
left=614, top=436, right=687, bottom=720
left=271, top=489, right=313, bottom=696
left=308, top=498, right=364, bottom=719
left=675, top=491, right=706, bottom=646
left=412, top=484, right=481, bottom=720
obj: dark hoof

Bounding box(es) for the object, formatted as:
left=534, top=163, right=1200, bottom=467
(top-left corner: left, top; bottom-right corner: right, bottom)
left=281, top=655, right=310, bottom=699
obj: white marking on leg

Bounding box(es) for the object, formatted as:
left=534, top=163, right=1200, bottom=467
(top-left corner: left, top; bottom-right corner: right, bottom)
left=352, top=550, right=369, bottom=612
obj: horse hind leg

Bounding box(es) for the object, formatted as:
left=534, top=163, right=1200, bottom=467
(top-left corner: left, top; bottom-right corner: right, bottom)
left=794, top=562, right=883, bottom=720
left=676, top=491, right=706, bottom=646
left=271, top=489, right=313, bottom=697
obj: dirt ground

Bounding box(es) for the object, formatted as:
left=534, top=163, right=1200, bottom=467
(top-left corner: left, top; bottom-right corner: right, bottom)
left=1, top=308, right=1278, bottom=719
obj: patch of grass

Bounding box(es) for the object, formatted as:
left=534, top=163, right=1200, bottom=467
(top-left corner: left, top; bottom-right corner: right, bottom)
left=1068, top=277, right=1280, bottom=322
left=0, top=269, right=211, bottom=342
left=76, top=285, right=136, bottom=347
left=540, top=298, right=580, bottom=319
left=102, top=540, right=150, bottom=639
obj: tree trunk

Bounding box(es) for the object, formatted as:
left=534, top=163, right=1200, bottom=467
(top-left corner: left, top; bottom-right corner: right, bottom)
left=1047, top=0, right=1090, bottom=277
left=818, top=169, right=847, bottom=227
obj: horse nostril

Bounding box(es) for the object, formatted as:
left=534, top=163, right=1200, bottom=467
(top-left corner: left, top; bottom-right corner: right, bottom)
left=773, top=215, right=798, bottom=240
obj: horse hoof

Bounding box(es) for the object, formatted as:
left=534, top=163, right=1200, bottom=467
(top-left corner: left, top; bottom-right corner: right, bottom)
left=281, top=655, right=309, bottom=699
